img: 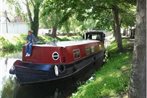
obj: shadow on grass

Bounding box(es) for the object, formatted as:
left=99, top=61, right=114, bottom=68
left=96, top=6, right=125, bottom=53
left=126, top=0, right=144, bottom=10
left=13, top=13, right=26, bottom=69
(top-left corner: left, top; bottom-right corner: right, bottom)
left=71, top=39, right=133, bottom=98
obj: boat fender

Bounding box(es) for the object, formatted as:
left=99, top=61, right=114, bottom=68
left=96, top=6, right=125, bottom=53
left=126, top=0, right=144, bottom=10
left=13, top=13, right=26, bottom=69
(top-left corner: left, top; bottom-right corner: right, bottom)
left=9, top=60, right=21, bottom=74
left=58, top=65, right=65, bottom=73
left=54, top=65, right=59, bottom=76
left=93, top=56, right=96, bottom=65
left=93, top=56, right=96, bottom=61
left=9, top=66, right=15, bottom=74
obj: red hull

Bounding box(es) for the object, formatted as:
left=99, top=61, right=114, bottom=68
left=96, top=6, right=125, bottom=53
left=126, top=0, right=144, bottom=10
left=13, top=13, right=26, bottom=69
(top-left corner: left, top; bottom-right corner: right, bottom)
left=23, top=40, right=104, bottom=64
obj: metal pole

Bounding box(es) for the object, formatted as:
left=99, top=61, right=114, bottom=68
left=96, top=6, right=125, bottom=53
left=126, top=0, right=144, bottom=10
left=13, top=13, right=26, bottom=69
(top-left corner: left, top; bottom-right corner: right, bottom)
left=4, top=10, right=8, bottom=33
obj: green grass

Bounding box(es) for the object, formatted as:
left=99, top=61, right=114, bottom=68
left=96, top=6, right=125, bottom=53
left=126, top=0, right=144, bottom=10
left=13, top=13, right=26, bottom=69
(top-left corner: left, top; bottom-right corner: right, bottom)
left=71, top=39, right=133, bottom=98
left=57, top=35, right=82, bottom=41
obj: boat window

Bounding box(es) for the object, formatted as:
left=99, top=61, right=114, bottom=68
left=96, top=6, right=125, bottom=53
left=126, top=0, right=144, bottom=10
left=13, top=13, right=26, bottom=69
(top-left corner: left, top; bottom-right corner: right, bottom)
left=73, top=49, right=80, bottom=59
left=91, top=35, right=97, bottom=39
left=91, top=46, right=95, bottom=53
left=96, top=35, right=101, bottom=40
left=85, top=46, right=95, bottom=55
left=85, top=48, right=92, bottom=55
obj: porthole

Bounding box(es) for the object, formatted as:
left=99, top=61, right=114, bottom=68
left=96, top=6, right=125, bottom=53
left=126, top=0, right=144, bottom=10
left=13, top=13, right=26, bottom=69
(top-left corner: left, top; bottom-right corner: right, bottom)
left=52, top=52, right=59, bottom=60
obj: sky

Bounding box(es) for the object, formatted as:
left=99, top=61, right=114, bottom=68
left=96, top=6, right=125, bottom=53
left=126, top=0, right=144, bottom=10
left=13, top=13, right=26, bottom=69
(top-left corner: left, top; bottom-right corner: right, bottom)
left=0, top=0, right=5, bottom=13
left=0, top=0, right=9, bottom=12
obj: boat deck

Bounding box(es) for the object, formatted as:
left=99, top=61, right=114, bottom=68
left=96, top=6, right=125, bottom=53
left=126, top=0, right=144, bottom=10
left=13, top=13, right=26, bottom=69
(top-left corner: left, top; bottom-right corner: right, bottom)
left=34, top=40, right=99, bottom=47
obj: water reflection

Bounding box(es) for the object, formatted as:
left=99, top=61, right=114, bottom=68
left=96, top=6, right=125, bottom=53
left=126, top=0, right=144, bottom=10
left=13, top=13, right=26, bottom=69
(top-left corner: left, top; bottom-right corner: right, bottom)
left=0, top=52, right=20, bottom=98
left=14, top=79, right=78, bottom=98
left=1, top=73, right=79, bottom=98
left=1, top=77, right=17, bottom=98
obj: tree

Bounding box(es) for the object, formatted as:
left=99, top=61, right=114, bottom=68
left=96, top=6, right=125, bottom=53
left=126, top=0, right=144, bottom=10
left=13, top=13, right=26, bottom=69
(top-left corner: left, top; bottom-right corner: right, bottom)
left=112, top=5, right=123, bottom=51
left=129, top=0, right=146, bottom=98
left=52, top=0, right=135, bottom=51
left=121, top=5, right=136, bottom=28
left=41, top=0, right=74, bottom=37
left=6, top=0, right=44, bottom=37
left=25, top=0, right=43, bottom=37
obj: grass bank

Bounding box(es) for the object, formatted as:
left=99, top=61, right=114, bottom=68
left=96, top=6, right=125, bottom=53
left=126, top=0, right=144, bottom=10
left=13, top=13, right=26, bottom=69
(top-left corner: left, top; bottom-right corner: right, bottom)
left=71, top=39, right=133, bottom=98
left=0, top=34, right=26, bottom=52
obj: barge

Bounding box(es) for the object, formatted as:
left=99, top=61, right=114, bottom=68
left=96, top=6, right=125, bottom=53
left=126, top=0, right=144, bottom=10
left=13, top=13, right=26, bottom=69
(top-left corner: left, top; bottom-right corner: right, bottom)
left=10, top=31, right=105, bottom=84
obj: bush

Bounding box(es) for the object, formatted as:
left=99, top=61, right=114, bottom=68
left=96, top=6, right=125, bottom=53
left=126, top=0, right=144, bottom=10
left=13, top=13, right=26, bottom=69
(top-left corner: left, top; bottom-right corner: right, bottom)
left=0, top=37, right=15, bottom=52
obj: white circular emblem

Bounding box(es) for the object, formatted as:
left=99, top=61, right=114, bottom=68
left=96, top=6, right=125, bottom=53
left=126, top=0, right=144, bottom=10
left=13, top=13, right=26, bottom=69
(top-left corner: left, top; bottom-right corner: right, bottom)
left=52, top=52, right=59, bottom=60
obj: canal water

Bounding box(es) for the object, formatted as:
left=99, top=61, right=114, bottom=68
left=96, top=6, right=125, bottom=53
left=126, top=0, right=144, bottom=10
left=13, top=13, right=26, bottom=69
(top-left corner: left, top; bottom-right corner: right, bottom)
left=0, top=52, right=95, bottom=98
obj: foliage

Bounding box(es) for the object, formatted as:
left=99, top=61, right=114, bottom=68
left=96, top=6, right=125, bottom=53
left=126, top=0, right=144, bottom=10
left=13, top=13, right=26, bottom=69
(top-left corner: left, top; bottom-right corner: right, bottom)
left=0, top=36, right=15, bottom=52
left=120, top=5, right=136, bottom=27
left=0, top=34, right=27, bottom=53
left=37, top=35, right=54, bottom=43
left=6, top=0, right=28, bottom=22
left=6, top=0, right=136, bottom=50
left=39, top=0, right=136, bottom=51
left=40, top=0, right=75, bottom=37
left=71, top=39, right=133, bottom=98
left=6, top=0, right=136, bottom=35
left=57, top=35, right=82, bottom=41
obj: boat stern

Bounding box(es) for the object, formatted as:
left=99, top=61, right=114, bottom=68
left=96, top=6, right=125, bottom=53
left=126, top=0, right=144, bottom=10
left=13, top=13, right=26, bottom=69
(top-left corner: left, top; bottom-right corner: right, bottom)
left=9, top=60, right=57, bottom=84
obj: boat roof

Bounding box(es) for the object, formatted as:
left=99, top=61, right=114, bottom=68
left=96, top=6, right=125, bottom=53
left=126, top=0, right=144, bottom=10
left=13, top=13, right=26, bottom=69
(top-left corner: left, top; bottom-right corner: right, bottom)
left=86, top=30, right=105, bottom=34
left=34, top=40, right=99, bottom=47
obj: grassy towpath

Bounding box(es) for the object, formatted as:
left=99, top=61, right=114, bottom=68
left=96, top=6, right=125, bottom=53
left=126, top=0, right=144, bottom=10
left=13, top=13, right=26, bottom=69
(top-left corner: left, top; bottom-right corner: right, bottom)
left=71, top=38, right=134, bottom=98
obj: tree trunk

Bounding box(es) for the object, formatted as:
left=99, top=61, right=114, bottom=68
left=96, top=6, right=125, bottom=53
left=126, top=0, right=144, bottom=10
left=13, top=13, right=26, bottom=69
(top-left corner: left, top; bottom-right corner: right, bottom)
left=52, top=26, right=57, bottom=38
left=112, top=5, right=123, bottom=51
left=26, top=0, right=40, bottom=37
left=26, top=0, right=33, bottom=23
left=31, top=4, right=40, bottom=37
left=129, top=0, right=146, bottom=98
